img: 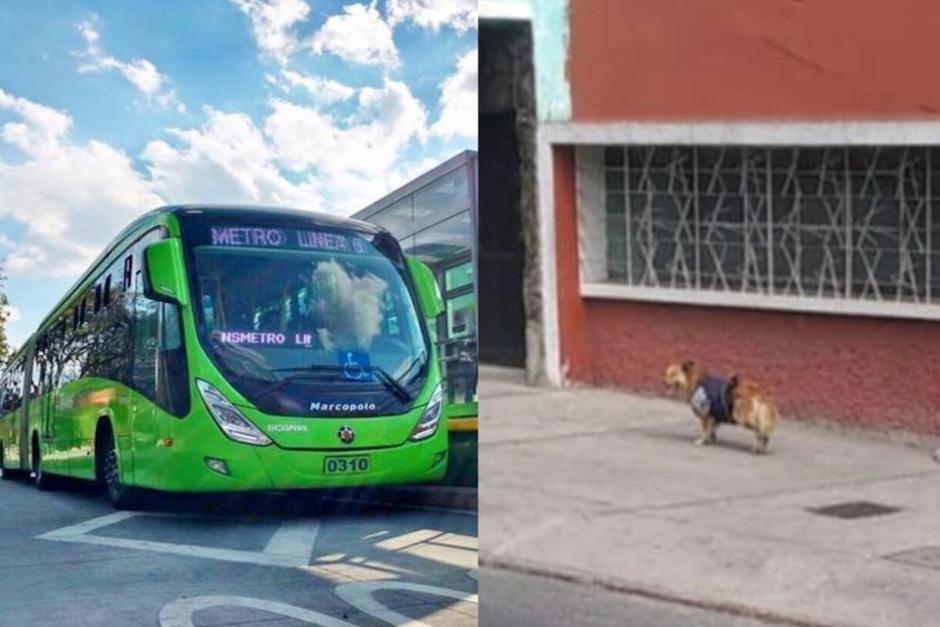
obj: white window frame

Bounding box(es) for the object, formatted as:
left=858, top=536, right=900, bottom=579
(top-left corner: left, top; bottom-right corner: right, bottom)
left=565, top=122, right=940, bottom=322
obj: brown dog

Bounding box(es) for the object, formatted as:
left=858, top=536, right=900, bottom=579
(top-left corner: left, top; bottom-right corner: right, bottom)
left=663, top=360, right=778, bottom=454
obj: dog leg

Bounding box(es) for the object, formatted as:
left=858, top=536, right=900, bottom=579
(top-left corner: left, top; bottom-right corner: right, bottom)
left=696, top=417, right=716, bottom=446
left=752, top=434, right=769, bottom=455
left=694, top=415, right=709, bottom=445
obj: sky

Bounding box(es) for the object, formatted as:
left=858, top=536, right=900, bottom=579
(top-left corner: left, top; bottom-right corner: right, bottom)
left=0, top=0, right=478, bottom=348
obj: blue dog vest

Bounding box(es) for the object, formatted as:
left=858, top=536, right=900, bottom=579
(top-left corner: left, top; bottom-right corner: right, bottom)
left=691, top=376, right=734, bottom=423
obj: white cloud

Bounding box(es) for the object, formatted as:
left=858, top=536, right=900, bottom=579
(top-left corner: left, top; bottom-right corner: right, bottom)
left=308, top=3, right=398, bottom=68
left=0, top=74, right=440, bottom=277
left=387, top=0, right=477, bottom=32
left=2, top=303, right=21, bottom=324
left=269, top=69, right=356, bottom=104
left=431, top=48, right=478, bottom=140
left=0, top=89, right=163, bottom=278
left=265, top=78, right=426, bottom=175
left=142, top=108, right=322, bottom=210
left=263, top=79, right=430, bottom=213
left=230, top=0, right=310, bottom=64
left=76, top=18, right=185, bottom=113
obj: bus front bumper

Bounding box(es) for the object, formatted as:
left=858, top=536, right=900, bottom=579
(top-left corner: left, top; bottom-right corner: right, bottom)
left=144, top=426, right=448, bottom=493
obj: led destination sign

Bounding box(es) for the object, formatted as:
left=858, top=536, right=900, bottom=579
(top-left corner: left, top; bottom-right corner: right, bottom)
left=209, top=226, right=370, bottom=254
left=211, top=330, right=315, bottom=347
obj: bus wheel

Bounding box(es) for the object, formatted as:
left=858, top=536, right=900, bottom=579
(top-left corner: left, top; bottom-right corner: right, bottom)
left=99, top=428, right=139, bottom=510
left=32, top=436, right=59, bottom=491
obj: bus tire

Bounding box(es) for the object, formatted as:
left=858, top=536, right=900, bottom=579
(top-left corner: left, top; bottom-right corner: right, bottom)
left=32, top=435, right=60, bottom=491
left=98, top=426, right=139, bottom=510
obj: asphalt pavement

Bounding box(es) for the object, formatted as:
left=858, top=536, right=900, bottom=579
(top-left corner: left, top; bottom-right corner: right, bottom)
left=0, top=477, right=477, bottom=626
left=480, top=567, right=780, bottom=627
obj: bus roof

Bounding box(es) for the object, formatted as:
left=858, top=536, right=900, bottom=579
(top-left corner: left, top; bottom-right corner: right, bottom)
left=11, top=205, right=387, bottom=360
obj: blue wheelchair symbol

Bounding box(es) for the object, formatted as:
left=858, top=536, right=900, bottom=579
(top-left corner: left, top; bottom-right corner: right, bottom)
left=339, top=351, right=371, bottom=381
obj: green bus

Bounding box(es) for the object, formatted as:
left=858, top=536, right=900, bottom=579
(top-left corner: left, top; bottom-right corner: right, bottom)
left=0, top=206, right=448, bottom=508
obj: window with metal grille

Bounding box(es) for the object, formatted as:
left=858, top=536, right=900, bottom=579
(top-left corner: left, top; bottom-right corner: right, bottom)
left=585, top=145, right=940, bottom=315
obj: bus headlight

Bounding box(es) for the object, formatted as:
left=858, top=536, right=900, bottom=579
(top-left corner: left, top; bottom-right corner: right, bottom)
left=410, top=382, right=443, bottom=441
left=196, top=379, right=272, bottom=446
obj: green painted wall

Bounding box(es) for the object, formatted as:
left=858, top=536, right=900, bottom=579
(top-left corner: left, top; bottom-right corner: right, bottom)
left=532, top=0, right=571, bottom=122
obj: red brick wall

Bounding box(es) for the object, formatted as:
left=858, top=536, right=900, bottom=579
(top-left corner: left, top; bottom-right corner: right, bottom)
left=581, top=300, right=940, bottom=434
left=569, top=0, right=940, bottom=120
left=552, top=152, right=940, bottom=434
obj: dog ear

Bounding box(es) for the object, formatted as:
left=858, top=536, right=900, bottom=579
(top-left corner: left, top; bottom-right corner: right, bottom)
left=729, top=374, right=740, bottom=388
left=682, top=359, right=695, bottom=372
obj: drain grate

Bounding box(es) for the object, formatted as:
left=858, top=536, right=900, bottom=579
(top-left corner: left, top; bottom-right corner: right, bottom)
left=885, top=546, right=940, bottom=571
left=807, top=500, right=901, bottom=520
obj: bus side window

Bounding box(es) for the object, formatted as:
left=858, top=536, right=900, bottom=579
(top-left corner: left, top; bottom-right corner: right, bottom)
left=131, top=256, right=159, bottom=401
left=156, top=302, right=190, bottom=417
left=31, top=349, right=41, bottom=400
left=0, top=374, right=8, bottom=414
left=9, top=360, right=23, bottom=414
left=160, top=303, right=182, bottom=350
left=123, top=255, right=133, bottom=289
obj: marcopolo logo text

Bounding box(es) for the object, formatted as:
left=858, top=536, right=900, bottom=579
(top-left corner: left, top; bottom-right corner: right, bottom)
left=310, top=401, right=378, bottom=413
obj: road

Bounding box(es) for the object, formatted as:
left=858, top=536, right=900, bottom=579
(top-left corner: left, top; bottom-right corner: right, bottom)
left=0, top=476, right=477, bottom=626
left=480, top=567, right=783, bottom=627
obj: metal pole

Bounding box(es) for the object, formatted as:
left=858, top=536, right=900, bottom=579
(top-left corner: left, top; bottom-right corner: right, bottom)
left=766, top=147, right=773, bottom=295
left=694, top=147, right=701, bottom=290
left=927, top=148, right=932, bottom=302
left=845, top=146, right=852, bottom=299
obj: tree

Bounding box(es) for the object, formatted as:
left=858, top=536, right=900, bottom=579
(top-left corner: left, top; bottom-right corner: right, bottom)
left=0, top=263, right=12, bottom=365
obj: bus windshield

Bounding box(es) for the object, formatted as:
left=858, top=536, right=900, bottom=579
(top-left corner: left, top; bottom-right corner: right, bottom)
left=186, top=224, right=429, bottom=417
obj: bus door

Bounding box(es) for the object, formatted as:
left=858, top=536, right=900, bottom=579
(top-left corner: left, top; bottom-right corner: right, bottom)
left=17, top=351, right=35, bottom=472
left=5, top=357, right=25, bottom=470
left=40, top=331, right=59, bottom=446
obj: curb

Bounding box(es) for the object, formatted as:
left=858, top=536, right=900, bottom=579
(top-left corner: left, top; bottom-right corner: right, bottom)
left=323, top=485, right=478, bottom=512
left=480, top=554, right=856, bottom=627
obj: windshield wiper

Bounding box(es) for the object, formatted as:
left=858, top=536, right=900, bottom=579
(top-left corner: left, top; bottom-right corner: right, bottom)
left=395, top=351, right=427, bottom=387
left=371, top=366, right=412, bottom=403
left=255, top=367, right=341, bottom=401
left=262, top=364, right=413, bottom=404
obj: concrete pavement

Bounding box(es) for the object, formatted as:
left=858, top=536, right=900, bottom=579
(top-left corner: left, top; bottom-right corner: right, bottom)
left=479, top=366, right=940, bottom=627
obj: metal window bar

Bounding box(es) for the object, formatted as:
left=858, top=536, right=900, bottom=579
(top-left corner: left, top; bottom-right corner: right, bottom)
left=928, top=148, right=933, bottom=302
left=603, top=145, right=938, bottom=307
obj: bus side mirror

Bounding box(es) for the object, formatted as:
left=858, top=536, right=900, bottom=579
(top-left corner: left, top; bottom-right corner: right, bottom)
left=143, top=239, right=189, bottom=307
left=406, top=258, right=444, bottom=318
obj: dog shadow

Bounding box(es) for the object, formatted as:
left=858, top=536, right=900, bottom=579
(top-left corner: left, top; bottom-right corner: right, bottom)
left=643, top=428, right=768, bottom=455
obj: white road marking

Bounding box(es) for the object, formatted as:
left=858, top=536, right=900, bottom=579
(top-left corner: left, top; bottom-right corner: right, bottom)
left=334, top=581, right=479, bottom=627
left=38, top=512, right=320, bottom=568
left=264, top=519, right=320, bottom=562
left=46, top=532, right=305, bottom=567
left=159, top=582, right=479, bottom=627
left=159, top=595, right=357, bottom=627
left=37, top=511, right=136, bottom=540
left=375, top=529, right=442, bottom=551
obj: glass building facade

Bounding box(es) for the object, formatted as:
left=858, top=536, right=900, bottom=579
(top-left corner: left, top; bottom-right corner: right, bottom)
left=353, top=150, right=479, bottom=419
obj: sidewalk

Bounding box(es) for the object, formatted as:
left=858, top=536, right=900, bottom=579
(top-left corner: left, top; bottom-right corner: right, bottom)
left=479, top=367, right=940, bottom=627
